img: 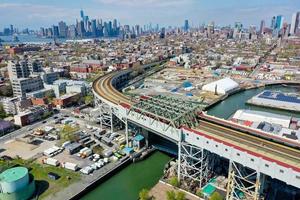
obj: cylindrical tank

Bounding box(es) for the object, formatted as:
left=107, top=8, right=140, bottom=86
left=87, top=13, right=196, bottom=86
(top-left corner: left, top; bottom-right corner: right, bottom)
left=0, top=167, right=29, bottom=193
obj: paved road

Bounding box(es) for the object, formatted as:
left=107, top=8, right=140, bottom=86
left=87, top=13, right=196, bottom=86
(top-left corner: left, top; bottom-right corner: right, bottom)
left=0, top=113, right=60, bottom=144
left=0, top=107, right=98, bottom=145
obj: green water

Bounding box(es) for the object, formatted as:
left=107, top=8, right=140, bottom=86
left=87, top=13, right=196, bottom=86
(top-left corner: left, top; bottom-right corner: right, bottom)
left=82, top=151, right=171, bottom=200
left=207, top=85, right=300, bottom=119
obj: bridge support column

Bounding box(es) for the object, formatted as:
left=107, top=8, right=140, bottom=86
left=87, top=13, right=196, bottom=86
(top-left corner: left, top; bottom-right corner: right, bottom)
left=178, top=142, right=209, bottom=188
left=226, top=161, right=261, bottom=200
left=125, top=119, right=129, bottom=147
left=95, top=99, right=113, bottom=131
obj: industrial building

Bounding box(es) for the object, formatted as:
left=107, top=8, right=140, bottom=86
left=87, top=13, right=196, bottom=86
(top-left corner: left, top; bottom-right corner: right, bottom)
left=0, top=167, right=35, bottom=200
left=232, top=109, right=292, bottom=128
left=247, top=90, right=300, bottom=112
left=202, top=78, right=239, bottom=95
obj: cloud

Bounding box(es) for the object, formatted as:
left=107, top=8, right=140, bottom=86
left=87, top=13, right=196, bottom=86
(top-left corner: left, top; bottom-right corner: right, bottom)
left=0, top=3, right=78, bottom=28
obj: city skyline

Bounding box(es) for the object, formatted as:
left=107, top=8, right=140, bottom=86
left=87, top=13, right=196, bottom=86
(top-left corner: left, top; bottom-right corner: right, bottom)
left=0, top=0, right=299, bottom=29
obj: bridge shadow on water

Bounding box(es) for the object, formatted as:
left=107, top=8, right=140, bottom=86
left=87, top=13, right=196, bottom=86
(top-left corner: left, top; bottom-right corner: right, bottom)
left=148, top=132, right=178, bottom=156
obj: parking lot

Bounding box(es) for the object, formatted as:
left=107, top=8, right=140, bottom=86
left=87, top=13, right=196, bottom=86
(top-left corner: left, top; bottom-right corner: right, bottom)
left=0, top=110, right=130, bottom=176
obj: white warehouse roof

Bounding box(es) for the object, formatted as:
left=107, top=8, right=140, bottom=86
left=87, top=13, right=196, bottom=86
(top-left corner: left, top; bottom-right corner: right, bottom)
left=232, top=109, right=291, bottom=128
left=202, top=78, right=239, bottom=95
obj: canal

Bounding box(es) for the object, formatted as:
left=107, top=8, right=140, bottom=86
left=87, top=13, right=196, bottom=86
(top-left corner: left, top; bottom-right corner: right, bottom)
left=82, top=151, right=171, bottom=200
left=208, top=85, right=300, bottom=119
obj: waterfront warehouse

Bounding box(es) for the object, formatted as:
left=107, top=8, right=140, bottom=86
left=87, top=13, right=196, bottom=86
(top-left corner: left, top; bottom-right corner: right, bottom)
left=232, top=109, right=291, bottom=128
left=202, top=78, right=239, bottom=95
left=0, top=167, right=35, bottom=200
left=247, top=90, right=300, bottom=112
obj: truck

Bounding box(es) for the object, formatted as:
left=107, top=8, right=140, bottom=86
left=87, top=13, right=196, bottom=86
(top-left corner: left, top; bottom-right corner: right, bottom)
left=80, top=166, right=93, bottom=175
left=62, top=162, right=79, bottom=171
left=81, top=148, right=93, bottom=158
left=62, top=141, right=71, bottom=148
left=43, top=158, right=59, bottom=166
left=103, top=149, right=113, bottom=157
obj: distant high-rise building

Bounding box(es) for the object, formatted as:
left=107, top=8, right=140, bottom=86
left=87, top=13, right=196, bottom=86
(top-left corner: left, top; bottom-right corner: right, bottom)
left=271, top=16, right=276, bottom=29
left=40, top=27, right=45, bottom=37
left=69, top=25, right=77, bottom=38
left=77, top=21, right=85, bottom=37
left=108, top=21, right=113, bottom=36
left=80, top=9, right=84, bottom=20
left=135, top=25, right=140, bottom=36
left=103, top=22, right=109, bottom=37
left=290, top=12, right=300, bottom=35
left=46, top=28, right=53, bottom=37
left=3, top=28, right=10, bottom=36
left=113, top=19, right=117, bottom=30
left=52, top=25, right=59, bottom=38
left=207, top=21, right=215, bottom=35
left=160, top=27, right=166, bottom=39
left=10, top=25, right=14, bottom=35
left=91, top=19, right=97, bottom=37
left=84, top=16, right=89, bottom=31
left=275, top=15, right=283, bottom=30
left=233, top=22, right=243, bottom=39
left=260, top=20, right=265, bottom=34
left=58, top=21, right=68, bottom=38
left=184, top=20, right=189, bottom=32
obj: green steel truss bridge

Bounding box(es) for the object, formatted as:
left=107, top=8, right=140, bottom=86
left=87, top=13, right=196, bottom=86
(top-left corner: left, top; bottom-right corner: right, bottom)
left=128, top=95, right=206, bottom=131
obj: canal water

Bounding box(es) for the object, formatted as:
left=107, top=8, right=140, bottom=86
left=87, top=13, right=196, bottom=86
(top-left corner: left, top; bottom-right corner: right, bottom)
left=208, top=85, right=300, bottom=119
left=82, top=151, right=171, bottom=200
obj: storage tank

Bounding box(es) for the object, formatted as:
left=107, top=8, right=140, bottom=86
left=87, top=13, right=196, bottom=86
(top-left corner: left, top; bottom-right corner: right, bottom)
left=0, top=167, right=29, bottom=193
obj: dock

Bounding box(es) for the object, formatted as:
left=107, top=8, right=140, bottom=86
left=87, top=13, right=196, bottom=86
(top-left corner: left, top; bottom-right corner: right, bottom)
left=44, top=156, right=131, bottom=200
left=247, top=90, right=300, bottom=113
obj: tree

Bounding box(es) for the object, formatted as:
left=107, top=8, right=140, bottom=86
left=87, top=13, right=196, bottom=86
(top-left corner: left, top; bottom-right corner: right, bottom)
left=84, top=94, right=94, bottom=105
left=0, top=84, right=13, bottom=97
left=210, top=192, right=223, bottom=200
left=196, top=189, right=204, bottom=198
left=139, top=188, right=151, bottom=200
left=59, top=125, right=79, bottom=144
left=176, top=191, right=186, bottom=200
left=166, top=191, right=176, bottom=200
left=0, top=104, right=7, bottom=119
left=166, top=190, right=186, bottom=200
left=169, top=176, right=180, bottom=187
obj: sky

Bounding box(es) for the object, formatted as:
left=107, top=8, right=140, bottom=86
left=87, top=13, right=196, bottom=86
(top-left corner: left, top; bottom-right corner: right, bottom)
left=0, top=0, right=299, bottom=30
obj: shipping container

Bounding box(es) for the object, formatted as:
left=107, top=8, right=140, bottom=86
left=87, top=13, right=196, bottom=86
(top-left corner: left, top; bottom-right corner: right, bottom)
left=62, top=162, right=79, bottom=171
left=43, top=158, right=59, bottom=166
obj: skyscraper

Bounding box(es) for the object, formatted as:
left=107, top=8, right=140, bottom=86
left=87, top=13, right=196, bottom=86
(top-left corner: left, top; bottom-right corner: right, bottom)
left=58, top=21, right=67, bottom=38
left=184, top=20, right=189, bottom=32
left=52, top=25, right=59, bottom=38
left=260, top=20, right=265, bottom=34
left=10, top=25, right=14, bottom=35
left=77, top=20, right=85, bottom=37
left=80, top=9, right=84, bottom=21
left=91, top=19, right=97, bottom=37
left=290, top=12, right=300, bottom=35
left=275, top=15, right=283, bottom=30
left=69, top=25, right=77, bottom=38
left=271, top=16, right=276, bottom=29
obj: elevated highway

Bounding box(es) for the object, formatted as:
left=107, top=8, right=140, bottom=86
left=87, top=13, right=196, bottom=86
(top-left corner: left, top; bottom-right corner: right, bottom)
left=93, top=63, right=300, bottom=199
